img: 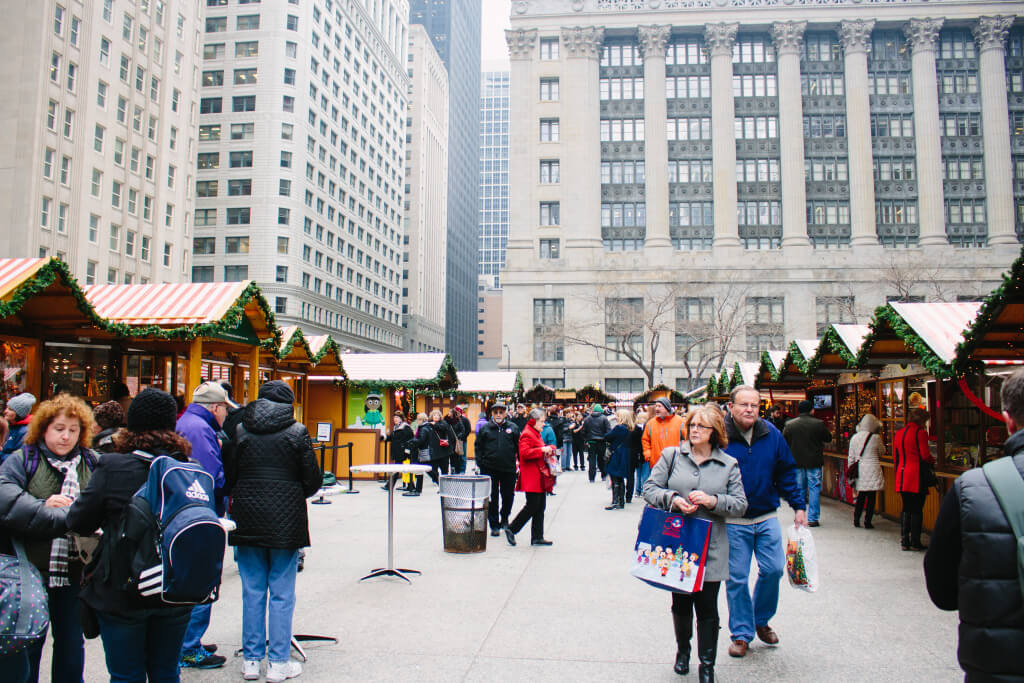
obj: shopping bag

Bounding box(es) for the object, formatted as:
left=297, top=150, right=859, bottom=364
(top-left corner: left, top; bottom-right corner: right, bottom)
left=631, top=506, right=712, bottom=593
left=785, top=524, right=820, bottom=593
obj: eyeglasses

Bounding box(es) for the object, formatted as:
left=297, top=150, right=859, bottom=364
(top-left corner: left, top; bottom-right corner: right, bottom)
left=689, top=423, right=713, bottom=432
left=733, top=403, right=759, bottom=411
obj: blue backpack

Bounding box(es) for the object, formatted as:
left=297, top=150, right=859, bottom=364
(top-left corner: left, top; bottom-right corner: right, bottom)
left=110, top=452, right=226, bottom=605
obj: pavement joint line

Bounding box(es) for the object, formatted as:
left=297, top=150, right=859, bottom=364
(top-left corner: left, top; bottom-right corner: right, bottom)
left=462, top=471, right=574, bottom=682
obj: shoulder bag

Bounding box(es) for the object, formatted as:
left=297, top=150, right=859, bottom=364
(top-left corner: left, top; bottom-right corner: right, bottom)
left=0, top=538, right=49, bottom=656
left=981, top=456, right=1024, bottom=600
left=846, top=434, right=871, bottom=484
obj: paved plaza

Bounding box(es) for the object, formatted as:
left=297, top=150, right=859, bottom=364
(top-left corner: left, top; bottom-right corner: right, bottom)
left=56, top=469, right=961, bottom=682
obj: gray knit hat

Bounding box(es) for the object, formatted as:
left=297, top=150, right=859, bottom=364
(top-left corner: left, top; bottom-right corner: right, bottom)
left=6, top=393, right=36, bottom=420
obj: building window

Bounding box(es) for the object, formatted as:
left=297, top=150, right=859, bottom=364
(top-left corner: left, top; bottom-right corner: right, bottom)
left=540, top=160, right=559, bottom=184
left=125, top=230, right=135, bottom=256
left=197, top=152, right=219, bottom=169
left=225, top=236, right=250, bottom=254
left=227, top=178, right=252, bottom=196
left=195, top=180, right=218, bottom=197
left=226, top=207, right=251, bottom=224
left=539, top=239, right=560, bottom=259
left=539, top=78, right=559, bottom=101
left=232, top=95, right=256, bottom=112
left=675, top=297, right=714, bottom=365
left=600, top=76, right=645, bottom=100
left=275, top=297, right=287, bottom=315
left=109, top=223, right=119, bottom=251
left=604, top=378, right=644, bottom=394
left=230, top=123, right=254, bottom=140
left=204, top=43, right=225, bottom=60
left=193, top=237, right=215, bottom=255
left=745, top=297, right=784, bottom=361
left=278, top=207, right=290, bottom=224
left=533, top=298, right=564, bottom=362
left=205, top=17, right=226, bottom=33
left=140, top=236, right=150, bottom=262
left=605, top=298, right=644, bottom=361
left=195, top=208, right=216, bottom=226
left=162, top=242, right=172, bottom=267
left=603, top=160, right=647, bottom=184
left=236, top=40, right=258, bottom=57
left=600, top=118, right=645, bottom=142
left=202, top=70, right=223, bottom=86
left=539, top=118, right=559, bottom=142
left=200, top=97, right=222, bottom=114
left=236, top=14, right=259, bottom=30
left=539, top=202, right=560, bottom=226
left=234, top=68, right=257, bottom=85
left=275, top=265, right=287, bottom=283
left=277, top=236, right=289, bottom=254
left=735, top=116, right=779, bottom=140
left=286, top=15, right=298, bottom=31
left=192, top=266, right=214, bottom=282
left=85, top=261, right=96, bottom=285
left=540, top=37, right=558, bottom=60
left=815, top=296, right=855, bottom=336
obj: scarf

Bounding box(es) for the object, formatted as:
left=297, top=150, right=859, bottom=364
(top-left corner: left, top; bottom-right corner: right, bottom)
left=44, top=447, right=81, bottom=587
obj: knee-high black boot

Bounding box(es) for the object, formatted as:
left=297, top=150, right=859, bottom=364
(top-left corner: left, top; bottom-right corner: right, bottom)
left=900, top=511, right=911, bottom=550
left=696, top=618, right=719, bottom=683
left=910, top=512, right=927, bottom=550
left=671, top=610, right=692, bottom=675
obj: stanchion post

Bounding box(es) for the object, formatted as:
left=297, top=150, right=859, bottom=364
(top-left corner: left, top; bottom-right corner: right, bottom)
left=343, top=443, right=358, bottom=494
left=312, top=444, right=331, bottom=505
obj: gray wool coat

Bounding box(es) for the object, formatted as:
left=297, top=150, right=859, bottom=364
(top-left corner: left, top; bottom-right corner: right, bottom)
left=643, top=442, right=748, bottom=582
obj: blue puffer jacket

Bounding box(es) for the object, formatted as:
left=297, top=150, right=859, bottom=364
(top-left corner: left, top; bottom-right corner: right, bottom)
left=723, top=414, right=805, bottom=519
left=0, top=417, right=31, bottom=462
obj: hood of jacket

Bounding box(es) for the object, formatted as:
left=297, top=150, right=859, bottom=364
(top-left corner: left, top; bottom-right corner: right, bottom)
left=242, top=398, right=296, bottom=434
left=857, top=413, right=882, bottom=434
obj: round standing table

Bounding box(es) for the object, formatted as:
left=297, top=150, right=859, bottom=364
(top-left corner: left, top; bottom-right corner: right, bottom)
left=349, top=463, right=432, bottom=583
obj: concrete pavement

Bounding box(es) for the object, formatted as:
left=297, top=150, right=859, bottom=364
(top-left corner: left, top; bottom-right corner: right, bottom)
left=54, top=468, right=961, bottom=682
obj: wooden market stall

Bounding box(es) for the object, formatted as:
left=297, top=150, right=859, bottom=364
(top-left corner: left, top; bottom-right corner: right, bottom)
left=84, top=280, right=280, bottom=406
left=309, top=352, right=459, bottom=480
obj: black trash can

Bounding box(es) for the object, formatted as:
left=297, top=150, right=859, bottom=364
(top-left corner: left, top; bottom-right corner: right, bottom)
left=438, top=475, right=490, bottom=553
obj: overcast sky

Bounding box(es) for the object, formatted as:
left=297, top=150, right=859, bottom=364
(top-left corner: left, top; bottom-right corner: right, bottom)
left=481, top=0, right=512, bottom=66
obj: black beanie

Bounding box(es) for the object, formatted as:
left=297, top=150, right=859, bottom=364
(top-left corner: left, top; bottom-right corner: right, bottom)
left=258, top=380, right=295, bottom=404
left=125, top=388, right=178, bottom=432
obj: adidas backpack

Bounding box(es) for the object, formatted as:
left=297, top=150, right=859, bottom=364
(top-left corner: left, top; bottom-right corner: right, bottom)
left=107, top=451, right=226, bottom=605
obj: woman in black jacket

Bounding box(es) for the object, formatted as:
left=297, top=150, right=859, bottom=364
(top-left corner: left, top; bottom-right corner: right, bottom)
left=409, top=409, right=455, bottom=486
left=65, top=388, right=193, bottom=683
left=570, top=411, right=586, bottom=471
left=0, top=393, right=99, bottom=683
left=223, top=380, right=321, bottom=682
left=385, top=411, right=415, bottom=492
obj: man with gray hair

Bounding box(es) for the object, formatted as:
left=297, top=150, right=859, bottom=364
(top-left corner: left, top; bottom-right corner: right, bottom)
left=925, top=369, right=1024, bottom=680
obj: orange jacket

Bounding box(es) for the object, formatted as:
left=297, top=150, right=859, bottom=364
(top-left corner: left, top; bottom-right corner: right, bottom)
left=642, top=414, right=686, bottom=467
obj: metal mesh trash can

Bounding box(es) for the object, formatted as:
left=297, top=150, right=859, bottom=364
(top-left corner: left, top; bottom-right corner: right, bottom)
left=438, top=475, right=490, bottom=553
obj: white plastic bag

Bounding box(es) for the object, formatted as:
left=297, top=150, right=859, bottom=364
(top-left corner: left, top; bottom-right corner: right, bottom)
left=785, top=524, right=819, bottom=593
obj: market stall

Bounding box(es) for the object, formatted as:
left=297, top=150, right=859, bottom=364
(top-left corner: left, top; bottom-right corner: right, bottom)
left=444, top=370, right=522, bottom=459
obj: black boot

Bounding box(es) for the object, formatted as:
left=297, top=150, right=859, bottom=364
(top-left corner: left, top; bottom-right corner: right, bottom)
left=696, top=618, right=719, bottom=683
left=900, top=511, right=911, bottom=550
left=671, top=610, right=692, bottom=675
left=615, top=480, right=625, bottom=509
left=910, top=512, right=927, bottom=550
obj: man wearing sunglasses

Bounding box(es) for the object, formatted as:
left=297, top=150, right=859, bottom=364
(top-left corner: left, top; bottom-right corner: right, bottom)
left=722, top=385, right=806, bottom=660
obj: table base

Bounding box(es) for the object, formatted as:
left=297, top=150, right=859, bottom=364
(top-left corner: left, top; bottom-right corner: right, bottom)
left=359, top=567, right=421, bottom=583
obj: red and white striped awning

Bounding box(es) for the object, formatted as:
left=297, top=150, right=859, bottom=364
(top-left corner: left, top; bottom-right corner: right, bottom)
left=314, top=352, right=448, bottom=383
left=0, top=258, right=48, bottom=300
left=889, top=302, right=983, bottom=365
left=85, top=281, right=254, bottom=326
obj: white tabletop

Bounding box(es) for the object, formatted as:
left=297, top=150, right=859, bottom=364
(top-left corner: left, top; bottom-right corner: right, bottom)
left=350, top=463, right=432, bottom=474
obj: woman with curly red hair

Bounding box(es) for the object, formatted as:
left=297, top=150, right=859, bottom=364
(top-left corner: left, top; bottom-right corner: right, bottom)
left=0, top=393, right=99, bottom=683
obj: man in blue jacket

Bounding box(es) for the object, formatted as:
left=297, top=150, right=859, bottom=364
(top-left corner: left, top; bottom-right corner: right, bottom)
left=175, top=381, right=230, bottom=670
left=722, top=386, right=806, bottom=658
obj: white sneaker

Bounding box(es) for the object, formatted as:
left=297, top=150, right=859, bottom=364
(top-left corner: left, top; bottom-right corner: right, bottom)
left=266, top=660, right=302, bottom=682
left=242, top=660, right=261, bottom=680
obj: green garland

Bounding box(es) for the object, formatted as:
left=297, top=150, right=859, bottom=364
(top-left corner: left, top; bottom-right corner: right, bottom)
left=804, top=326, right=860, bottom=377
left=854, top=305, right=954, bottom=378
left=954, top=245, right=1024, bottom=375
left=633, top=384, right=685, bottom=405
left=727, top=362, right=743, bottom=390
left=576, top=384, right=615, bottom=405
left=706, top=375, right=718, bottom=398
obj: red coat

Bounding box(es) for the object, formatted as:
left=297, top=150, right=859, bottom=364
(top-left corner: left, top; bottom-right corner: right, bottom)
left=516, top=421, right=553, bottom=493
left=894, top=422, right=933, bottom=493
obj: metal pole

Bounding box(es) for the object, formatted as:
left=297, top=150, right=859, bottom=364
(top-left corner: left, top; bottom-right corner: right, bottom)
left=312, top=444, right=331, bottom=505
left=386, top=466, right=395, bottom=570
left=343, top=444, right=359, bottom=494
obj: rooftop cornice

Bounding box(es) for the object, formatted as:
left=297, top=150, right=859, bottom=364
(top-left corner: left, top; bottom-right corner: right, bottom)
left=511, top=0, right=1022, bottom=18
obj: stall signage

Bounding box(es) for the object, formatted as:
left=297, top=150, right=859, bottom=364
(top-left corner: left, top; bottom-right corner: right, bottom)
left=316, top=421, right=332, bottom=442
left=212, top=315, right=260, bottom=346
left=555, top=390, right=576, bottom=400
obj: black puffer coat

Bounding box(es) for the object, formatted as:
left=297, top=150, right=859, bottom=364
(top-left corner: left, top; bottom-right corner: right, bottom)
left=475, top=418, right=520, bottom=473
left=409, top=420, right=455, bottom=463
left=224, top=399, right=321, bottom=549
left=386, top=422, right=415, bottom=463
left=925, top=429, right=1024, bottom=681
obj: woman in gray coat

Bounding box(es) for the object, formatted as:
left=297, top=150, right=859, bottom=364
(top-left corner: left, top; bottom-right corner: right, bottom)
left=644, top=403, right=747, bottom=683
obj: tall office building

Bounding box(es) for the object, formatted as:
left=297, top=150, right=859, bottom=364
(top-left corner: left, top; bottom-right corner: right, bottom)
left=479, top=68, right=510, bottom=288
left=402, top=24, right=449, bottom=352
left=410, top=0, right=482, bottom=369
left=0, top=1, right=202, bottom=285
left=191, top=0, right=409, bottom=352
left=502, top=1, right=1019, bottom=392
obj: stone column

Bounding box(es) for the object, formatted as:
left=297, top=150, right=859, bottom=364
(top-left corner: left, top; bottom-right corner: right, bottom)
left=772, top=21, right=810, bottom=249
left=974, top=16, right=1017, bottom=246
left=561, top=26, right=605, bottom=249
left=503, top=29, right=538, bottom=256
left=705, top=22, right=740, bottom=249
left=904, top=18, right=946, bottom=247
left=638, top=25, right=672, bottom=250
left=839, top=20, right=878, bottom=247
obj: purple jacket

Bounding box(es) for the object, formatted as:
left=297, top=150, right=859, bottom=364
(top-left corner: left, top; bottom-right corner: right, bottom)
left=176, top=403, right=225, bottom=492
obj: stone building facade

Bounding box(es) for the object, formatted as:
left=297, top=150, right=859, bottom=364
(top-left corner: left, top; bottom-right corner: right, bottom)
left=501, top=0, right=1022, bottom=392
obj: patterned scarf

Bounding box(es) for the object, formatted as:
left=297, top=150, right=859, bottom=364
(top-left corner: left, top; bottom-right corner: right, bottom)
left=44, top=447, right=81, bottom=588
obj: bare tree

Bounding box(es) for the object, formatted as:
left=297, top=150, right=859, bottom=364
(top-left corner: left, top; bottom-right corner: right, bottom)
left=564, top=285, right=679, bottom=390
left=878, top=251, right=953, bottom=303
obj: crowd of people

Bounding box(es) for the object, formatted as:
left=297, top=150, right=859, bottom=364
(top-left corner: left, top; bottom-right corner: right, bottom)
left=0, top=379, right=320, bottom=683
left=2, top=366, right=1022, bottom=682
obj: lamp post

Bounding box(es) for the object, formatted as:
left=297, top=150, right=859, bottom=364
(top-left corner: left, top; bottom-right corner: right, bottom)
left=503, top=344, right=511, bottom=371
left=562, top=366, right=567, bottom=388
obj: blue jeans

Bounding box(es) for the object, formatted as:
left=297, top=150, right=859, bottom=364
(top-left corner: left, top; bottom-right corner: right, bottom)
left=27, top=584, right=84, bottom=683
left=97, top=607, right=191, bottom=682
left=237, top=546, right=299, bottom=663
left=726, top=518, right=785, bottom=643
left=180, top=602, right=212, bottom=654
left=560, top=441, right=573, bottom=471
left=793, top=467, right=822, bottom=523
left=635, top=461, right=651, bottom=496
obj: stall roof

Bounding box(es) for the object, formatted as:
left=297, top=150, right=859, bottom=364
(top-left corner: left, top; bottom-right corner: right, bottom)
left=853, top=301, right=982, bottom=377
left=454, top=371, right=522, bottom=394
left=0, top=258, right=109, bottom=336
left=805, top=324, right=871, bottom=375
left=273, top=327, right=346, bottom=374
left=956, top=248, right=1024, bottom=369
left=736, top=362, right=760, bottom=388
left=313, top=352, right=458, bottom=389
